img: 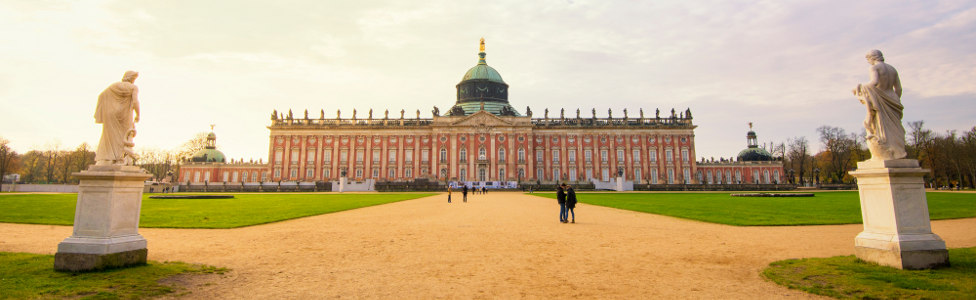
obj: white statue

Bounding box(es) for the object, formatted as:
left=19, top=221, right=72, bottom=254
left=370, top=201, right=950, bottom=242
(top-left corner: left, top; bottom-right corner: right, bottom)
left=94, top=71, right=141, bottom=165
left=853, top=50, right=906, bottom=160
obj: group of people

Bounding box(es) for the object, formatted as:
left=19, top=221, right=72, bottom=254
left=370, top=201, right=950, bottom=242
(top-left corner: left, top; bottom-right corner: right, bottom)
left=446, top=185, right=489, bottom=203
left=556, top=183, right=577, bottom=223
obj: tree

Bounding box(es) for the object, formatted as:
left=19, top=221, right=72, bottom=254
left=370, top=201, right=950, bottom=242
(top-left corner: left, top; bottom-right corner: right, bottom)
left=19, top=150, right=46, bottom=183
left=786, top=136, right=810, bottom=185
left=817, top=126, right=858, bottom=183
left=136, top=147, right=176, bottom=182
left=0, top=137, right=20, bottom=191
left=174, top=133, right=209, bottom=161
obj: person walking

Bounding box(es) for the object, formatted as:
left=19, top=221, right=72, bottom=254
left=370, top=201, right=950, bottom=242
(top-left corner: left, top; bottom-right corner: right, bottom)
left=447, top=185, right=452, bottom=203
left=566, top=185, right=577, bottom=223
left=462, top=185, right=468, bottom=202
left=557, top=183, right=567, bottom=223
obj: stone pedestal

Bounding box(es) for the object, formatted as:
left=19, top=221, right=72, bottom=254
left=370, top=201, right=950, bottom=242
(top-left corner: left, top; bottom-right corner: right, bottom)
left=849, top=159, right=949, bottom=270
left=55, top=165, right=152, bottom=272
left=339, top=177, right=346, bottom=192
left=615, top=176, right=624, bottom=192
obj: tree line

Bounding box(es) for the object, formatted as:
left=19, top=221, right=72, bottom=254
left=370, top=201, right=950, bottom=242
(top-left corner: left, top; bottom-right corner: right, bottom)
left=0, top=133, right=210, bottom=189
left=781, top=121, right=975, bottom=188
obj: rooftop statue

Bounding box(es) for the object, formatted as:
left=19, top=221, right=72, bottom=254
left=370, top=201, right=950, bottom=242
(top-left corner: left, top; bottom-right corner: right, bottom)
left=560, top=108, right=565, bottom=119
left=592, top=108, right=596, bottom=118
left=287, top=109, right=293, bottom=120
left=656, top=108, right=660, bottom=118
left=544, top=108, right=549, bottom=119
left=608, top=108, right=612, bottom=119
left=576, top=108, right=580, bottom=119
left=400, top=109, right=405, bottom=119
left=432, top=106, right=440, bottom=117
left=320, top=109, right=325, bottom=119
left=526, top=106, right=532, bottom=117
left=353, top=109, right=357, bottom=119
left=384, top=109, right=389, bottom=119
left=623, top=108, right=628, bottom=119
left=416, top=109, right=420, bottom=119
left=368, top=109, right=373, bottom=120
left=94, top=71, right=141, bottom=165
left=304, top=109, right=308, bottom=119
left=853, top=49, right=906, bottom=160
left=271, top=109, right=278, bottom=120
left=336, top=109, right=341, bottom=119
left=639, top=108, right=644, bottom=119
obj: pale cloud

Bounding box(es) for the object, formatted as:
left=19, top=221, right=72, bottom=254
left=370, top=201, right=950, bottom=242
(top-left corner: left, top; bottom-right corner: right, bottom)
left=0, top=0, right=973, bottom=161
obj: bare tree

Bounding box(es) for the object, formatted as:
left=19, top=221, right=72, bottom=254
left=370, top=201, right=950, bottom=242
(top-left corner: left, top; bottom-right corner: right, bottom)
left=174, top=133, right=209, bottom=161
left=786, top=136, right=810, bottom=185
left=0, top=137, right=20, bottom=191
left=817, top=126, right=857, bottom=183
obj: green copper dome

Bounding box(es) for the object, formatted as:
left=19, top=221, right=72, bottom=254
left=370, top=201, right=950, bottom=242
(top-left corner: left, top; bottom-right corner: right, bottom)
left=737, top=147, right=774, bottom=162
left=461, top=53, right=505, bottom=84
left=190, top=148, right=226, bottom=163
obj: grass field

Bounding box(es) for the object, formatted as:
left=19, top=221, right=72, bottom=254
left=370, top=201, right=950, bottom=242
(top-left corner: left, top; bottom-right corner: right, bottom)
left=0, top=193, right=435, bottom=228
left=763, top=247, right=976, bottom=299
left=0, top=252, right=225, bottom=299
left=530, top=191, right=976, bottom=226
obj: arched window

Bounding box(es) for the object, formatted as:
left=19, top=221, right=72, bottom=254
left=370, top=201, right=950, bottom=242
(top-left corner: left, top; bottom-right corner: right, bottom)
left=460, top=148, right=467, bottom=162
left=518, top=148, right=525, bottom=162
left=498, top=148, right=506, bottom=162
left=478, top=147, right=486, bottom=160
left=439, top=148, right=447, bottom=163
left=499, top=168, right=506, bottom=180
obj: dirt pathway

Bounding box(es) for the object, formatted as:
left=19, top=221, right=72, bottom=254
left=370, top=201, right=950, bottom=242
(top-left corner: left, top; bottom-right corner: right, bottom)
left=2, top=192, right=975, bottom=299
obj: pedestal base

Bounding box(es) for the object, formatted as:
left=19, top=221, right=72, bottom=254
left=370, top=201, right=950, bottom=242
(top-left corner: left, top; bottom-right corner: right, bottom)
left=854, top=232, right=949, bottom=270
left=55, top=165, right=152, bottom=272
left=55, top=248, right=147, bottom=272
left=850, top=159, right=949, bottom=270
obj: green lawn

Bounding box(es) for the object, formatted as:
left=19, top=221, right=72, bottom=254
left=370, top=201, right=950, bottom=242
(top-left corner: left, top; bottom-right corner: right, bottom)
left=530, top=191, right=976, bottom=226
left=763, top=247, right=976, bottom=299
left=0, top=193, right=435, bottom=228
left=0, top=252, right=225, bottom=299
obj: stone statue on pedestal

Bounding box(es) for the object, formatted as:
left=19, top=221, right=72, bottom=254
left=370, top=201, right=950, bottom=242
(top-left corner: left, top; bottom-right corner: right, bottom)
left=94, top=71, right=141, bottom=166
left=853, top=49, right=907, bottom=160
left=848, top=50, right=948, bottom=270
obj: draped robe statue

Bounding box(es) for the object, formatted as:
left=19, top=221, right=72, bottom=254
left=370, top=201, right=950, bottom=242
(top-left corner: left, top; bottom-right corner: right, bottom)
left=94, top=71, right=141, bottom=165
left=853, top=50, right=906, bottom=160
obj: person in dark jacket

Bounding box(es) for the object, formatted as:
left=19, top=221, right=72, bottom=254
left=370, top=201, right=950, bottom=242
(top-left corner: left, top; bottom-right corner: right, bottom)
left=566, top=185, right=577, bottom=223
left=462, top=185, right=468, bottom=202
left=557, top=183, right=567, bottom=223
left=447, top=185, right=452, bottom=203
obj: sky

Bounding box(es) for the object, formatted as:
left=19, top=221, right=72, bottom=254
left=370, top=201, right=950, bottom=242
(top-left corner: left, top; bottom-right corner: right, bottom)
left=1, top=0, right=974, bottom=161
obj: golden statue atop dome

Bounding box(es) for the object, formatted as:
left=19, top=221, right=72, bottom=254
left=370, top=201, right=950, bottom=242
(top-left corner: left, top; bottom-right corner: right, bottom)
left=480, top=37, right=485, bottom=52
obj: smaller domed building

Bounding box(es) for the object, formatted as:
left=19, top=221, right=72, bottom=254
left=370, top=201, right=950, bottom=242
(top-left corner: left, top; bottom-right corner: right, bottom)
left=696, top=123, right=784, bottom=184
left=178, top=128, right=268, bottom=183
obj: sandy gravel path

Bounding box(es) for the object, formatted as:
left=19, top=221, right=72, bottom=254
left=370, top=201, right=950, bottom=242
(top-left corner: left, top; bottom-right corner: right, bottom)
left=2, top=192, right=975, bottom=299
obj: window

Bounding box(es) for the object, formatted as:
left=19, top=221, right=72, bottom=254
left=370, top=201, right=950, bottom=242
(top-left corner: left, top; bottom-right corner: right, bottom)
left=553, top=169, right=560, bottom=181
left=356, top=149, right=364, bottom=162
left=665, top=149, right=673, bottom=162
left=773, top=170, right=780, bottom=183
left=735, top=170, right=742, bottom=183
left=439, top=148, right=447, bottom=163
left=552, top=149, right=560, bottom=162
left=650, top=169, right=658, bottom=184
left=389, top=168, right=396, bottom=178
left=460, top=168, right=467, bottom=180
left=617, top=149, right=624, bottom=162
left=764, top=170, right=771, bottom=184
left=633, top=149, right=641, bottom=162
left=194, top=171, right=201, bottom=182
left=405, top=168, right=412, bottom=178
left=274, top=151, right=283, bottom=163
left=683, top=168, right=691, bottom=184
left=372, top=149, right=381, bottom=163
left=754, top=170, right=760, bottom=184
left=568, top=150, right=576, bottom=162
left=498, top=148, right=506, bottom=162
left=372, top=168, right=379, bottom=178
left=356, top=168, right=363, bottom=178
left=289, top=168, right=297, bottom=178
left=518, top=148, right=525, bottom=162
left=291, top=149, right=299, bottom=163
left=273, top=169, right=280, bottom=179
left=667, top=168, right=675, bottom=184
left=479, top=168, right=486, bottom=181
left=569, top=169, right=577, bottom=180
left=421, top=149, right=429, bottom=162
left=388, top=149, right=397, bottom=163
left=460, top=148, right=467, bottom=162
left=634, top=168, right=641, bottom=183
left=223, top=171, right=229, bottom=182
left=601, top=168, right=609, bottom=181
left=650, top=150, right=657, bottom=162
left=204, top=171, right=210, bottom=182
left=726, top=170, right=731, bottom=184
left=499, top=168, right=506, bottom=180
left=584, top=149, right=592, bottom=162
left=536, top=150, right=544, bottom=162
left=242, top=171, right=249, bottom=182
left=518, top=168, right=525, bottom=179
left=536, top=168, right=544, bottom=180
left=681, top=149, right=689, bottom=162
left=707, top=170, right=713, bottom=184
left=306, top=169, right=314, bottom=178
left=585, top=168, right=593, bottom=180
left=323, top=168, right=331, bottom=179
left=340, top=150, right=348, bottom=162
left=405, top=149, right=413, bottom=163
left=323, top=149, right=332, bottom=162
left=601, top=150, right=608, bottom=162
left=478, top=147, right=486, bottom=160
left=307, top=149, right=316, bottom=164
left=440, top=168, right=447, bottom=178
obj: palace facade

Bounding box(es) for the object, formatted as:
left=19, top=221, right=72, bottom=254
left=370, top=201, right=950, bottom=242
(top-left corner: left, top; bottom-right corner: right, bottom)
left=180, top=40, right=782, bottom=186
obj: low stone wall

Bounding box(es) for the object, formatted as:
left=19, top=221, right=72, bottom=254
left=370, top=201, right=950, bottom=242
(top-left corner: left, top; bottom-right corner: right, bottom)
left=1, top=184, right=79, bottom=193
left=178, top=181, right=332, bottom=192
left=634, top=184, right=797, bottom=191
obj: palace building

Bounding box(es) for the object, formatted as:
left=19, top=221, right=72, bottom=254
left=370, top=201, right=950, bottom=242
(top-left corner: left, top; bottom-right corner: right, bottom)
left=179, top=39, right=783, bottom=187
left=696, top=123, right=784, bottom=184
